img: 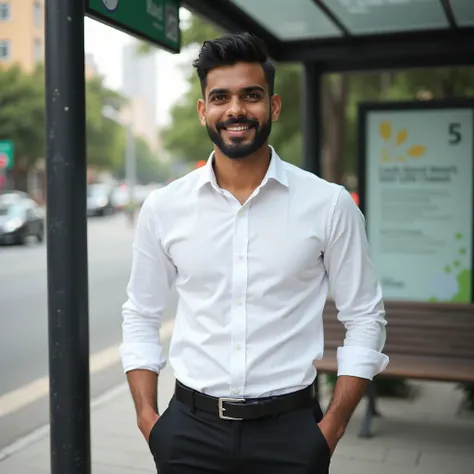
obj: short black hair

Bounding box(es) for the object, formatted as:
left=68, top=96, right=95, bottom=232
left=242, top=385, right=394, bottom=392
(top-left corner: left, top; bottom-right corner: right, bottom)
left=193, top=32, right=275, bottom=97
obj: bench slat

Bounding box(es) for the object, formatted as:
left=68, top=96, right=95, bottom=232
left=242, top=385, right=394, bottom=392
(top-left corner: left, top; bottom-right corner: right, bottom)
left=320, top=300, right=474, bottom=383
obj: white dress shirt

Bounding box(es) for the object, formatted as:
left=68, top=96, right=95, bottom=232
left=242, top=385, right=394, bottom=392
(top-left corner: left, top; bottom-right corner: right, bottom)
left=120, top=146, right=389, bottom=398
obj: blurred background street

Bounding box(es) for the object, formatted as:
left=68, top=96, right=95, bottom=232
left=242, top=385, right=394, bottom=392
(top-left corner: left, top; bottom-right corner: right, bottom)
left=0, top=212, right=176, bottom=450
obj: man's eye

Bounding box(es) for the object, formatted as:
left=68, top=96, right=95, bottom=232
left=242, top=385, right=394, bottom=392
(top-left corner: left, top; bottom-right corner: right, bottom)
left=212, top=95, right=227, bottom=101
left=246, top=92, right=261, bottom=100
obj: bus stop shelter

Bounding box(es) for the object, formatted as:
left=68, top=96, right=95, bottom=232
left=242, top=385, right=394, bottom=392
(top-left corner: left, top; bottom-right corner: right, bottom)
left=45, top=1, right=474, bottom=473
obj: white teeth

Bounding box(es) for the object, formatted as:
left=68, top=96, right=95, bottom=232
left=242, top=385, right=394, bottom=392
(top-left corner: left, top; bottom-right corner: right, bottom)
left=227, top=126, right=249, bottom=131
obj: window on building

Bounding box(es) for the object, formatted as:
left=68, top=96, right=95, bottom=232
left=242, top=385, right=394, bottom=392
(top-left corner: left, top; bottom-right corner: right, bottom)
left=0, top=40, right=10, bottom=60
left=33, top=38, right=43, bottom=63
left=34, top=1, right=42, bottom=27
left=0, top=3, right=10, bottom=21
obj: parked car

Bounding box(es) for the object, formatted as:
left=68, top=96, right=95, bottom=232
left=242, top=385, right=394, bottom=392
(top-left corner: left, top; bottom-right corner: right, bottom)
left=87, top=183, right=114, bottom=217
left=0, top=199, right=45, bottom=245
left=0, top=190, right=31, bottom=205
left=109, top=185, right=130, bottom=212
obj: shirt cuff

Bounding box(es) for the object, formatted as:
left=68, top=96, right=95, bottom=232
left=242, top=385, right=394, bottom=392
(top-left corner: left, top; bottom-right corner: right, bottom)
left=119, top=342, right=167, bottom=375
left=336, top=346, right=389, bottom=380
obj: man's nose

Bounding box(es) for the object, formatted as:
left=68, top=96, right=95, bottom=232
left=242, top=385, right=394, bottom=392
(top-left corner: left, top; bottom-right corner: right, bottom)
left=226, top=97, right=247, bottom=118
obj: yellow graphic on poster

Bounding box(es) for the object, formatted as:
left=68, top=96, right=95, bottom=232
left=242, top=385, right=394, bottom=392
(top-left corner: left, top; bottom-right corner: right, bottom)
left=378, top=121, right=426, bottom=163
left=365, top=106, right=473, bottom=303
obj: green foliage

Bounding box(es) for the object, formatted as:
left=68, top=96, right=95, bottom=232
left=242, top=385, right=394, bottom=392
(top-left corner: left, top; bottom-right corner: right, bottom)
left=392, top=67, right=474, bottom=99
left=162, top=72, right=211, bottom=162
left=0, top=63, right=129, bottom=173
left=0, top=64, right=45, bottom=167
left=181, top=15, right=224, bottom=47
left=269, top=63, right=303, bottom=166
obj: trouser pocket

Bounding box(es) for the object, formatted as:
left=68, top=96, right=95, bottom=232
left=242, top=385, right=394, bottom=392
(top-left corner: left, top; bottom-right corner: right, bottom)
left=309, top=403, right=331, bottom=461
left=148, top=399, right=175, bottom=473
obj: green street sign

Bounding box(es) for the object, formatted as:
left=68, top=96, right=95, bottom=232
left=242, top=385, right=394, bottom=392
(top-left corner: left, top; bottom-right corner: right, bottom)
left=86, top=0, right=180, bottom=54
left=0, top=140, right=14, bottom=170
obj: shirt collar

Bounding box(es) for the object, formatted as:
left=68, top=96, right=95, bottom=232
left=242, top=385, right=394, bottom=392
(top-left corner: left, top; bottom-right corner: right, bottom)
left=195, top=145, right=289, bottom=191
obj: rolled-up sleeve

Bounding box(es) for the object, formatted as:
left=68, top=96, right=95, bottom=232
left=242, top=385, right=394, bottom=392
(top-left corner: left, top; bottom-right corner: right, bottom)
left=324, top=188, right=389, bottom=380
left=120, top=194, right=176, bottom=375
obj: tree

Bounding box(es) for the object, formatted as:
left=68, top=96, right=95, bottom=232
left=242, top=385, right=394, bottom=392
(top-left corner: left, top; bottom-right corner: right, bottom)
left=0, top=64, right=45, bottom=169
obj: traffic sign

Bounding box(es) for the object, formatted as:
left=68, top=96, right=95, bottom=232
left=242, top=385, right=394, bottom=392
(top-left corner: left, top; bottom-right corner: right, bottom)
left=86, top=0, right=180, bottom=54
left=0, top=140, right=14, bottom=170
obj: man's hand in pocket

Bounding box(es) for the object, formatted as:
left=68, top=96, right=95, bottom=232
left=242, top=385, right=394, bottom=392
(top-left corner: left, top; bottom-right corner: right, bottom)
left=138, top=409, right=160, bottom=442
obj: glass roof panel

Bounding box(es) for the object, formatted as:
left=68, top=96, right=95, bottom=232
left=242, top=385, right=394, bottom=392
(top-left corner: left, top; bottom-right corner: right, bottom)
left=450, top=0, right=474, bottom=27
left=319, top=0, right=450, bottom=35
left=229, top=0, right=342, bottom=40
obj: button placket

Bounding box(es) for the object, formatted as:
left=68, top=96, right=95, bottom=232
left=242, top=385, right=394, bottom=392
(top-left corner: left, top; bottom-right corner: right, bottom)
left=229, top=205, right=249, bottom=396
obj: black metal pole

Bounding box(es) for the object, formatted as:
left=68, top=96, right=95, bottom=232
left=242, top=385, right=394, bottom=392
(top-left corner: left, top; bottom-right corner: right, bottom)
left=302, top=62, right=323, bottom=176
left=45, top=1, right=91, bottom=474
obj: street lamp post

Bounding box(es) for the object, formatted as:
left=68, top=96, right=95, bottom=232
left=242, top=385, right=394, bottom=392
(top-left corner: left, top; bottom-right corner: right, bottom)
left=45, top=1, right=91, bottom=473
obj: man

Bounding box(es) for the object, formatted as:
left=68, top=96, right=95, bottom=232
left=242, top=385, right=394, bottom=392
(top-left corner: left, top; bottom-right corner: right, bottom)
left=120, top=32, right=389, bottom=474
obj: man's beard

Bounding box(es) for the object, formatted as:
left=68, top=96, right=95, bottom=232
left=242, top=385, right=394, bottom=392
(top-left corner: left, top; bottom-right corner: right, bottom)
left=206, top=116, right=272, bottom=160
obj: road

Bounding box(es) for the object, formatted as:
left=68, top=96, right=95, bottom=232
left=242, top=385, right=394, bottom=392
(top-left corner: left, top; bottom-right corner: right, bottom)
left=0, top=213, right=177, bottom=450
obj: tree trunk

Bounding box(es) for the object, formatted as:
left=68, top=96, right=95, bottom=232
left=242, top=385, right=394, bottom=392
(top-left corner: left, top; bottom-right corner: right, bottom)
left=321, top=73, right=349, bottom=185
left=439, top=70, right=454, bottom=98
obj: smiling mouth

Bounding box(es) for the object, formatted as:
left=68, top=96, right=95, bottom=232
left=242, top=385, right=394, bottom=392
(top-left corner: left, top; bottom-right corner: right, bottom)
left=225, top=124, right=250, bottom=131
left=222, top=124, right=255, bottom=136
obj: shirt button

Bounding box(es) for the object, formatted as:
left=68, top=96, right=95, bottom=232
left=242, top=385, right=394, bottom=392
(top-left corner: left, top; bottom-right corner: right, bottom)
left=232, top=388, right=240, bottom=395
left=237, top=255, right=243, bottom=261
left=236, top=299, right=243, bottom=306
left=236, top=344, right=242, bottom=351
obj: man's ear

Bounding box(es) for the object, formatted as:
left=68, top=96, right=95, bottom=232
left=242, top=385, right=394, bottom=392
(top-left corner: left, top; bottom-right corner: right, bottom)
left=270, top=94, right=282, bottom=122
left=197, top=99, right=206, bottom=126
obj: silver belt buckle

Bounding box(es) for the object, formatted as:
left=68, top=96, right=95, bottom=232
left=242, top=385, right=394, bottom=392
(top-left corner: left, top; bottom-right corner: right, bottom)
left=218, top=397, right=245, bottom=420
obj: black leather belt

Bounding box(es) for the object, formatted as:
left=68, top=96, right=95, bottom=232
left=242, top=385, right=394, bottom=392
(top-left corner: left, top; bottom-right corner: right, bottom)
left=174, top=380, right=317, bottom=421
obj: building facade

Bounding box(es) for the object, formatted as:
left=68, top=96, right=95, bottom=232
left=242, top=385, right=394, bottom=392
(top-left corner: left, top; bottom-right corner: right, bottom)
left=122, top=42, right=161, bottom=153
left=0, top=0, right=44, bottom=72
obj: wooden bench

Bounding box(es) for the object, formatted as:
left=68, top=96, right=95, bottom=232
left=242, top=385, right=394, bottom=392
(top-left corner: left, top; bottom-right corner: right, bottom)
left=314, top=299, right=474, bottom=437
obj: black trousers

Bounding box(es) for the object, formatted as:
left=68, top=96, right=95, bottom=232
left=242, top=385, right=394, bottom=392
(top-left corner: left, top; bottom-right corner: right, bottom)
left=148, top=393, right=331, bottom=473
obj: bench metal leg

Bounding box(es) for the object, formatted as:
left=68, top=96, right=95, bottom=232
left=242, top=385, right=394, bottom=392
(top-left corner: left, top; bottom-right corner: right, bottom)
left=368, top=380, right=381, bottom=417
left=359, top=381, right=376, bottom=438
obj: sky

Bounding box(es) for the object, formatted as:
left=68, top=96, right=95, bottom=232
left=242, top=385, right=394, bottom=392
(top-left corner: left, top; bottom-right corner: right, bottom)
left=83, top=9, right=194, bottom=127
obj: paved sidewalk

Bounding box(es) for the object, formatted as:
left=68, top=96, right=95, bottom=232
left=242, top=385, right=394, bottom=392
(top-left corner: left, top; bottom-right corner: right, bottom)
left=1, top=365, right=473, bottom=473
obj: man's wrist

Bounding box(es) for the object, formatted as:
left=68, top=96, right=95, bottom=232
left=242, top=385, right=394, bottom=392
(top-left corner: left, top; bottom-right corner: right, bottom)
left=321, top=410, right=346, bottom=439
left=137, top=405, right=159, bottom=427
left=137, top=405, right=159, bottom=420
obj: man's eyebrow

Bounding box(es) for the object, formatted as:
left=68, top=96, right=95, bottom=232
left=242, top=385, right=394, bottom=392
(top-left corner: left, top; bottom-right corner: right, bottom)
left=208, top=88, right=229, bottom=98
left=207, top=85, right=266, bottom=98
left=242, top=85, right=265, bottom=94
